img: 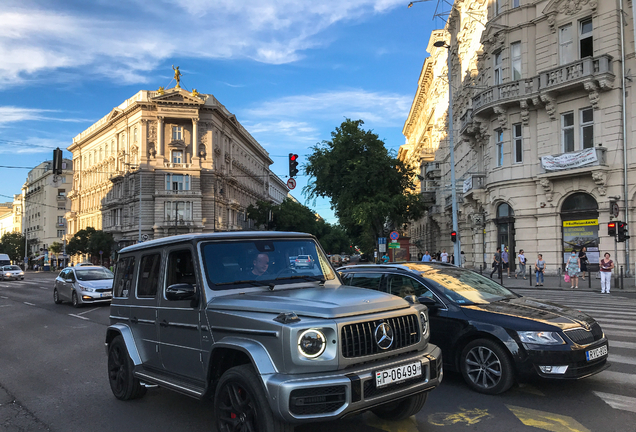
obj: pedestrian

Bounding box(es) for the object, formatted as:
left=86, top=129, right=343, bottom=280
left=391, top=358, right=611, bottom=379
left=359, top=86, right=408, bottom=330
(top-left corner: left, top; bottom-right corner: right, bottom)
left=502, top=246, right=510, bottom=278
left=440, top=249, right=448, bottom=263
left=460, top=250, right=466, bottom=268
left=579, top=246, right=589, bottom=280
left=381, top=253, right=389, bottom=263
left=490, top=247, right=502, bottom=279
left=516, top=249, right=527, bottom=279
left=421, top=250, right=432, bottom=262
left=535, top=254, right=546, bottom=286
left=599, top=252, right=614, bottom=293
left=566, top=251, right=580, bottom=289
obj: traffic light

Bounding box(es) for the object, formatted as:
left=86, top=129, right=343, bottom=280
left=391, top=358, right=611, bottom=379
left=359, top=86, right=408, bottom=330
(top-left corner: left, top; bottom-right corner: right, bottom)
left=52, top=148, right=63, bottom=175
left=618, top=222, right=630, bottom=242
left=288, top=153, right=299, bottom=178
left=608, top=222, right=617, bottom=237
left=451, top=231, right=457, bottom=243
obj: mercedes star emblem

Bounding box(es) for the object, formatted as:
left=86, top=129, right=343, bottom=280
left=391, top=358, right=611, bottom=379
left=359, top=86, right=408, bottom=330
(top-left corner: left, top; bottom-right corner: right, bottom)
left=374, top=322, right=394, bottom=350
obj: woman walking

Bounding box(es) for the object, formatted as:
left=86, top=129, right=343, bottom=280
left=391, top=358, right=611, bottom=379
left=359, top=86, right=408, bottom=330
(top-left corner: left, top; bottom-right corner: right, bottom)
left=600, top=252, right=614, bottom=294
left=566, top=251, right=581, bottom=289
left=579, top=246, right=589, bottom=280
left=515, top=249, right=527, bottom=279
left=535, top=254, right=546, bottom=286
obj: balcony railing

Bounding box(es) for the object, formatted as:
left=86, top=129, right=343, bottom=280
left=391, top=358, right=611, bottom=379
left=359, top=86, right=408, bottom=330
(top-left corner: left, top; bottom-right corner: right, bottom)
left=444, top=194, right=464, bottom=209
left=157, top=190, right=201, bottom=196
left=473, top=78, right=538, bottom=113
left=164, top=162, right=192, bottom=169
left=462, top=173, right=486, bottom=193
left=425, top=162, right=441, bottom=179
left=539, top=146, right=607, bottom=173
left=56, top=195, right=66, bottom=201
left=540, top=55, right=613, bottom=92
left=428, top=205, right=442, bottom=215
left=459, top=109, right=473, bottom=134
left=420, top=190, right=436, bottom=205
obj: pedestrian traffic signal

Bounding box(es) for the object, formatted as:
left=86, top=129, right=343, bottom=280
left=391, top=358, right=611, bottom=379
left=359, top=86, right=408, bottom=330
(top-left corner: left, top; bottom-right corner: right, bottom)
left=288, top=153, right=299, bottom=178
left=618, top=222, right=630, bottom=242
left=451, top=231, right=457, bottom=243
left=608, top=222, right=617, bottom=237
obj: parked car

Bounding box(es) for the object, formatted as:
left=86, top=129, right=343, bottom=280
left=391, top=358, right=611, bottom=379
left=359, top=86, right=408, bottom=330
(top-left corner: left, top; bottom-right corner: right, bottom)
left=342, top=254, right=350, bottom=264
left=106, top=232, right=442, bottom=432
left=0, top=253, right=10, bottom=267
left=289, top=256, right=297, bottom=267
left=75, top=262, right=94, bottom=267
left=294, top=254, right=315, bottom=269
left=54, top=266, right=114, bottom=307
left=338, top=262, right=609, bottom=395
left=330, top=254, right=343, bottom=267
left=1, top=265, right=25, bottom=281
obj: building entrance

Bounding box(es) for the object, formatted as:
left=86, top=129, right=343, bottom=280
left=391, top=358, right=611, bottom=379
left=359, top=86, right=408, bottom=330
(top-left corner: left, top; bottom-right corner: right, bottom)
left=560, top=192, right=599, bottom=271
left=496, top=203, right=515, bottom=273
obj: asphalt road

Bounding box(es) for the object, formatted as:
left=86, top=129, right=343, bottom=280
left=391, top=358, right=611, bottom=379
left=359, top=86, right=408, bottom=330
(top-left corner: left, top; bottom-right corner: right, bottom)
left=1, top=271, right=634, bottom=432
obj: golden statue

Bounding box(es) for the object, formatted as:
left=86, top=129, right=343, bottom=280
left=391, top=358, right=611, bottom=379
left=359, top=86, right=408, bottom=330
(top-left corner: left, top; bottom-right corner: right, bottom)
left=172, top=65, right=182, bottom=88
left=157, top=86, right=165, bottom=95
left=192, top=89, right=199, bottom=97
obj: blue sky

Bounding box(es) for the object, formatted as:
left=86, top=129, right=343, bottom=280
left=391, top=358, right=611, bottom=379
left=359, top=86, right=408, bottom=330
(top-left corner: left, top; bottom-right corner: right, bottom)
left=0, top=0, right=442, bottom=223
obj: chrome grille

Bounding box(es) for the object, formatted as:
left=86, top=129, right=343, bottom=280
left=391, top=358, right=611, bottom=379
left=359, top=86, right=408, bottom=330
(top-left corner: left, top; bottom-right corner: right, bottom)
left=565, top=322, right=604, bottom=345
left=341, top=315, right=420, bottom=358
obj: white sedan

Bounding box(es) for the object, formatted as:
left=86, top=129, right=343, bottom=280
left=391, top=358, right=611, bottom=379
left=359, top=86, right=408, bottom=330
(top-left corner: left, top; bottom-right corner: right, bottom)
left=1, top=265, right=25, bottom=281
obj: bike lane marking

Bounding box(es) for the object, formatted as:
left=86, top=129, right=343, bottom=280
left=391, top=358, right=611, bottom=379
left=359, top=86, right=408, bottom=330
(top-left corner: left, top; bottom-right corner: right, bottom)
left=427, top=407, right=493, bottom=426
left=506, top=405, right=591, bottom=432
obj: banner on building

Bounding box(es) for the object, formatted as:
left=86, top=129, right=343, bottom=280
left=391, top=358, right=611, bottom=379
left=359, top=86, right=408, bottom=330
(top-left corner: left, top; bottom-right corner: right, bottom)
left=562, top=219, right=599, bottom=265
left=541, top=148, right=597, bottom=171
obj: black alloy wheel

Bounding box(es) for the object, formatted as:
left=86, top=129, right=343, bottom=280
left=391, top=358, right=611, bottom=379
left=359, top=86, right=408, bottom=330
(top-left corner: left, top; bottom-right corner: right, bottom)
left=460, top=338, right=514, bottom=395
left=215, top=365, right=292, bottom=432
left=53, top=288, right=62, bottom=304
left=371, top=392, right=428, bottom=421
left=107, top=336, right=146, bottom=400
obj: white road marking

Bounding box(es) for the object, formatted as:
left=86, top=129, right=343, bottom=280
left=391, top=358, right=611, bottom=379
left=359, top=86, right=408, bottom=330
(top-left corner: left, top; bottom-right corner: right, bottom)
left=608, top=354, right=636, bottom=365
left=592, top=371, right=636, bottom=386
left=604, top=329, right=636, bottom=338
left=0, top=296, right=7, bottom=299
left=39, top=287, right=48, bottom=290
left=599, top=323, right=636, bottom=331
left=23, top=302, right=35, bottom=306
left=68, top=314, right=90, bottom=321
left=0, top=304, right=11, bottom=308
left=76, top=307, right=99, bottom=316
left=593, top=391, right=636, bottom=414
left=610, top=340, right=636, bottom=350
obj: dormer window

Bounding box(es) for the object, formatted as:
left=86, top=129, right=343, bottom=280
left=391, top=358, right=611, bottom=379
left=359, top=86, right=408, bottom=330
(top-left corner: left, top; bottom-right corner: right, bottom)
left=172, top=126, right=183, bottom=141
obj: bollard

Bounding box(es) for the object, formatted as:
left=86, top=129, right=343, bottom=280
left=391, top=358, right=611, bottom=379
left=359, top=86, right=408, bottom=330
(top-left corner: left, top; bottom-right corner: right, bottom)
left=500, top=264, right=504, bottom=286
left=558, top=267, right=562, bottom=287
left=480, top=264, right=483, bottom=275
left=529, top=266, right=533, bottom=287
left=620, top=266, right=624, bottom=290
left=588, top=270, right=592, bottom=289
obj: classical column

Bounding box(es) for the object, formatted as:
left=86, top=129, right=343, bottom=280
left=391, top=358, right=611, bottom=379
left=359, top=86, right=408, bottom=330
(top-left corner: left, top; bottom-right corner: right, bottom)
left=140, top=119, right=148, bottom=165
left=190, top=117, right=198, bottom=165
left=157, top=116, right=165, bottom=159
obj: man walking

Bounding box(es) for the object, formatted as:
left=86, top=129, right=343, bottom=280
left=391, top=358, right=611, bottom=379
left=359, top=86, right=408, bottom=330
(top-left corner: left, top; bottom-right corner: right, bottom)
left=440, top=249, right=448, bottom=263
left=421, top=251, right=432, bottom=262
left=490, top=247, right=502, bottom=279
left=515, top=249, right=526, bottom=279
left=502, top=246, right=510, bottom=278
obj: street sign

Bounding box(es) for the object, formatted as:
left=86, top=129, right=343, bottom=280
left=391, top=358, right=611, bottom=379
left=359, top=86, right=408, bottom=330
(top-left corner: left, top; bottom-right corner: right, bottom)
left=390, top=231, right=399, bottom=241
left=610, top=200, right=619, bottom=218
left=379, top=244, right=386, bottom=252
left=388, top=242, right=400, bottom=248
left=378, top=237, right=387, bottom=244
left=286, top=178, right=296, bottom=190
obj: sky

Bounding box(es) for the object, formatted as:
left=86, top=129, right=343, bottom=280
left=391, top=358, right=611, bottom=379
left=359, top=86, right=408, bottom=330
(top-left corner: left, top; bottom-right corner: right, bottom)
left=0, top=0, right=444, bottom=224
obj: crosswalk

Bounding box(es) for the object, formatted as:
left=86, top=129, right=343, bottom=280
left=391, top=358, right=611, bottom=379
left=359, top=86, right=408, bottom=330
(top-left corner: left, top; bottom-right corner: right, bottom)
left=513, top=289, right=636, bottom=414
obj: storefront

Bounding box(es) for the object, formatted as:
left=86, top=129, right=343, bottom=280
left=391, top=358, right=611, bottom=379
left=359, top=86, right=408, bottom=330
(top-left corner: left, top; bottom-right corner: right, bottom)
left=496, top=203, right=516, bottom=272
left=560, top=193, right=599, bottom=271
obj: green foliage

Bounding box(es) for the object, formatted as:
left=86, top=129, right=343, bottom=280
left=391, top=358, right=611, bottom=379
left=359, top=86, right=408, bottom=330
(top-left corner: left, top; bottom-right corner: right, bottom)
left=66, top=227, right=114, bottom=258
left=304, top=119, right=425, bottom=253
left=0, top=232, right=26, bottom=262
left=49, top=241, right=63, bottom=255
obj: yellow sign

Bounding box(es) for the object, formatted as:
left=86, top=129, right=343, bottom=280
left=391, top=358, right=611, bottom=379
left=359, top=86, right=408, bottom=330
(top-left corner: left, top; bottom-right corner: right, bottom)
left=563, top=219, right=598, bottom=227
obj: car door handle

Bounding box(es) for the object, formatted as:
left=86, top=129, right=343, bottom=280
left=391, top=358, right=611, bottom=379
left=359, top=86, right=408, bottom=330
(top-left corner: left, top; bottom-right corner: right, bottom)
left=131, top=317, right=138, bottom=324
left=160, top=320, right=169, bottom=327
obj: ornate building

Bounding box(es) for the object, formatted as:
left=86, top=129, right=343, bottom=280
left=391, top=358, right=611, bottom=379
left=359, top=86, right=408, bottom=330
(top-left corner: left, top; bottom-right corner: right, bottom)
left=66, top=86, right=288, bottom=248
left=403, top=0, right=635, bottom=273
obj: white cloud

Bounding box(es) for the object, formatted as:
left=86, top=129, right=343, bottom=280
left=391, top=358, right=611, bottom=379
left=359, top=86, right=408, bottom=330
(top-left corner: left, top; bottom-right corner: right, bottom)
left=0, top=137, right=68, bottom=154
left=0, top=0, right=405, bottom=88
left=0, top=106, right=92, bottom=125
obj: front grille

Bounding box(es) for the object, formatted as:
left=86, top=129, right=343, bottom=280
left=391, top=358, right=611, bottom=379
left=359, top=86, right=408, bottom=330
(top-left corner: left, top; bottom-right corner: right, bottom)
left=565, top=322, right=604, bottom=345
left=96, top=288, right=112, bottom=293
left=289, top=386, right=346, bottom=415
left=341, top=315, right=420, bottom=358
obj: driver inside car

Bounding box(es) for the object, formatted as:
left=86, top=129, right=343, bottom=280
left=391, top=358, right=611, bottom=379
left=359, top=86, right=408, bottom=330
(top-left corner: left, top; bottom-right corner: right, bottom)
left=250, top=253, right=270, bottom=278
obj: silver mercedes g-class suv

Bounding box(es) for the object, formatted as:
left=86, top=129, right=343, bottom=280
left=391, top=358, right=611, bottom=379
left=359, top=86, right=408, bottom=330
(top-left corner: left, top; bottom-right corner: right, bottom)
left=106, top=232, right=442, bottom=431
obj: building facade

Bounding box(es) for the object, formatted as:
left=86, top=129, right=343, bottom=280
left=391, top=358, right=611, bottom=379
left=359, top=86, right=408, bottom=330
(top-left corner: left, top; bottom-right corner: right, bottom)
left=403, top=0, right=635, bottom=273
left=66, top=87, right=288, bottom=249
left=22, top=159, right=73, bottom=258
left=0, top=195, right=23, bottom=238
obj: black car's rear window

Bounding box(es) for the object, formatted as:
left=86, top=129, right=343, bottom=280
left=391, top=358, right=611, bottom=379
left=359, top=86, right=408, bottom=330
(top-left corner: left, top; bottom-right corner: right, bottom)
left=420, top=267, right=517, bottom=304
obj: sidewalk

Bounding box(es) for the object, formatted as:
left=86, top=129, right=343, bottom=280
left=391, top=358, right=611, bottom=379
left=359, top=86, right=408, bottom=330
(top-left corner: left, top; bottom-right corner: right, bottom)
left=480, top=269, right=636, bottom=292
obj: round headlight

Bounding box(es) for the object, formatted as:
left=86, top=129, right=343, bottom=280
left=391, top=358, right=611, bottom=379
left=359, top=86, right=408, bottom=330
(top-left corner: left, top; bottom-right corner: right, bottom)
left=298, top=329, right=326, bottom=358
left=420, top=311, right=428, bottom=336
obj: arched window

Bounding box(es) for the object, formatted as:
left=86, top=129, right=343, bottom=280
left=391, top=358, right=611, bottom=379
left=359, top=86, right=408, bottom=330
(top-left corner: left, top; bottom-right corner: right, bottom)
left=497, top=203, right=514, bottom=218
left=561, top=192, right=598, bottom=213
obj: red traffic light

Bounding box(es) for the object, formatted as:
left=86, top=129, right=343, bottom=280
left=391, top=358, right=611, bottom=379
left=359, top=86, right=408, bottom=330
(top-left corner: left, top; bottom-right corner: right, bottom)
left=290, top=154, right=298, bottom=161
left=608, top=222, right=617, bottom=237
left=451, top=231, right=457, bottom=243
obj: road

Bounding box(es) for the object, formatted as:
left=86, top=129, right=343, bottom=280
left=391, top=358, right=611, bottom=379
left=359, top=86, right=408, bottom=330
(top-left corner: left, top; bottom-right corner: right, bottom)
left=1, top=272, right=635, bottom=431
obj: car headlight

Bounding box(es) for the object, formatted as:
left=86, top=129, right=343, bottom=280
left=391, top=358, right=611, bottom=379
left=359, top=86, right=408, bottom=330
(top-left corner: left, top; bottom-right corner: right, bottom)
left=19, top=272, right=24, bottom=275
left=419, top=311, right=429, bottom=336
left=298, top=329, right=326, bottom=358
left=5, top=273, right=11, bottom=276
left=517, top=331, right=565, bottom=345
left=78, top=285, right=94, bottom=292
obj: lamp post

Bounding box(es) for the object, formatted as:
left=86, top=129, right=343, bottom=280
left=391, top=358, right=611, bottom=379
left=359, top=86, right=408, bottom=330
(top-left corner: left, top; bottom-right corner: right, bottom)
left=433, top=40, right=461, bottom=264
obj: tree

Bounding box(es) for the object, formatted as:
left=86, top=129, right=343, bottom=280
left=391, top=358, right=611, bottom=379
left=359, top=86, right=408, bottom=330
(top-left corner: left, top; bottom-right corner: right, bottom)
left=66, top=227, right=95, bottom=256
left=66, top=228, right=114, bottom=260
left=0, top=232, right=26, bottom=262
left=49, top=241, right=63, bottom=256
left=304, top=119, right=426, bottom=253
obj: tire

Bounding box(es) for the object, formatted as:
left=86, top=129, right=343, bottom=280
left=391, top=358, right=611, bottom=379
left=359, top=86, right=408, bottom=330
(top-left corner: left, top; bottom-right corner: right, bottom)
left=460, top=338, right=514, bottom=395
left=371, top=392, right=428, bottom=421
left=215, top=364, right=293, bottom=432
left=53, top=288, right=62, bottom=304
left=107, top=336, right=146, bottom=400
left=71, top=292, right=81, bottom=308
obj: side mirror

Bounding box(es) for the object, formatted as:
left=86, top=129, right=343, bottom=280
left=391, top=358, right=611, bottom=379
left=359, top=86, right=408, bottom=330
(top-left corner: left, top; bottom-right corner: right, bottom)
left=419, top=297, right=439, bottom=312
left=166, top=283, right=197, bottom=301
left=403, top=294, right=419, bottom=305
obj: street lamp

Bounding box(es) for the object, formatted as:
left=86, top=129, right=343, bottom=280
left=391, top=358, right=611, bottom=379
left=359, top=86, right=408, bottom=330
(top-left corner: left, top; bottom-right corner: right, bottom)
left=433, top=39, right=461, bottom=265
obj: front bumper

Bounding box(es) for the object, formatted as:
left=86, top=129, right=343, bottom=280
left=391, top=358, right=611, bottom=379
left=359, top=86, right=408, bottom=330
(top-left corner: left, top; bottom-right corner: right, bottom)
left=79, top=291, right=112, bottom=304
left=264, top=345, right=442, bottom=423
left=517, top=338, right=610, bottom=380
left=2, top=274, right=24, bottom=280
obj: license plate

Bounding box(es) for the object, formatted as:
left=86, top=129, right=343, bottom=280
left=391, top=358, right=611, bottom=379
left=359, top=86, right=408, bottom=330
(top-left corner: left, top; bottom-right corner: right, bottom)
left=375, top=361, right=422, bottom=388
left=100, top=292, right=112, bottom=298
left=586, top=345, right=608, bottom=361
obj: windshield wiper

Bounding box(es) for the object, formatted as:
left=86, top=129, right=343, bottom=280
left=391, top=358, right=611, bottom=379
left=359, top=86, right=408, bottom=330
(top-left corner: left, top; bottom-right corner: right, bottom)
left=274, top=275, right=326, bottom=283
left=215, top=280, right=269, bottom=287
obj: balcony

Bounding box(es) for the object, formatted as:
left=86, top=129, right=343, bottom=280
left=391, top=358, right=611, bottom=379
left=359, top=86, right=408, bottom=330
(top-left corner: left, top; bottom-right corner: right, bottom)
left=420, top=189, right=436, bottom=205
left=462, top=173, right=486, bottom=193
left=156, top=190, right=201, bottom=196
left=428, top=205, right=442, bottom=215
left=444, top=194, right=464, bottom=209
left=425, top=162, right=441, bottom=179
left=56, top=222, right=66, bottom=228
left=540, top=55, right=614, bottom=94
left=472, top=78, right=538, bottom=116
left=164, top=162, right=192, bottom=169
left=56, top=195, right=66, bottom=201
left=539, top=146, right=607, bottom=176
left=459, top=109, right=473, bottom=135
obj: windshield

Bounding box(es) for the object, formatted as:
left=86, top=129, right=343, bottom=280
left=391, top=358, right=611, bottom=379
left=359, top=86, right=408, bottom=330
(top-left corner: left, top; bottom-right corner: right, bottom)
left=75, top=268, right=114, bottom=281
left=5, top=266, right=21, bottom=271
left=201, top=239, right=335, bottom=290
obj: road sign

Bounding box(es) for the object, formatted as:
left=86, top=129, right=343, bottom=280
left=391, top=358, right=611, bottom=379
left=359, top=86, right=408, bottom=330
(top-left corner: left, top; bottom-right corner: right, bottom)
left=610, top=200, right=619, bottom=218
left=388, top=242, right=400, bottom=249
left=287, top=178, right=296, bottom=190
left=390, top=231, right=399, bottom=241
left=378, top=237, right=387, bottom=244
left=379, top=244, right=386, bottom=252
